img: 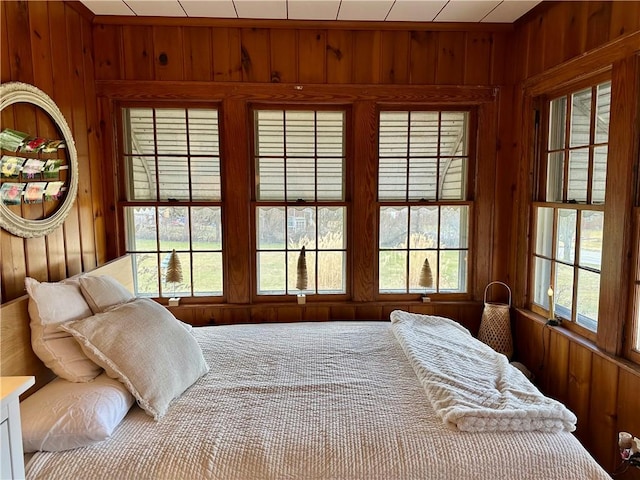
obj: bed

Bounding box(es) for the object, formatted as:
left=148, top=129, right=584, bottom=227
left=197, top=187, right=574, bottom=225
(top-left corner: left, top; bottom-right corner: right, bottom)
left=0, top=256, right=611, bottom=480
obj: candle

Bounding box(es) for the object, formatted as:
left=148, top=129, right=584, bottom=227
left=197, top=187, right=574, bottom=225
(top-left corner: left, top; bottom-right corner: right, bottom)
left=547, top=286, right=554, bottom=320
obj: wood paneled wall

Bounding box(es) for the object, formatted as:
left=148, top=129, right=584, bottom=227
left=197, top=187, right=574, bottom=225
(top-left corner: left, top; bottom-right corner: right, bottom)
left=169, top=301, right=484, bottom=334
left=515, top=311, right=640, bottom=478
left=506, top=0, right=640, bottom=84
left=92, top=18, right=513, bottom=323
left=506, top=2, right=640, bottom=478
left=0, top=1, right=105, bottom=302
left=1, top=2, right=639, bottom=475
left=91, top=21, right=508, bottom=85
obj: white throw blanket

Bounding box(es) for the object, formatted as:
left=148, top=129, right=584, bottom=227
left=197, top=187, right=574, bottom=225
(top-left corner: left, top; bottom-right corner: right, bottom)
left=390, top=310, right=577, bottom=433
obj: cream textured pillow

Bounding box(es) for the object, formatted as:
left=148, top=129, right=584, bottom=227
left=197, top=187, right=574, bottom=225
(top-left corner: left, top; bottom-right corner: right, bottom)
left=25, top=277, right=102, bottom=382
left=79, top=274, right=134, bottom=313
left=20, top=374, right=134, bottom=452
left=60, top=298, right=209, bottom=420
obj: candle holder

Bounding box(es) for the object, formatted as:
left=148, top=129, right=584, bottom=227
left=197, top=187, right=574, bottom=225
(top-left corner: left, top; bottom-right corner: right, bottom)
left=547, top=285, right=559, bottom=326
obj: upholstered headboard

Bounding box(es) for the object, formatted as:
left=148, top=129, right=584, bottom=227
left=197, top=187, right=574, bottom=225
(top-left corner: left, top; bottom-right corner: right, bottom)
left=0, top=255, right=134, bottom=396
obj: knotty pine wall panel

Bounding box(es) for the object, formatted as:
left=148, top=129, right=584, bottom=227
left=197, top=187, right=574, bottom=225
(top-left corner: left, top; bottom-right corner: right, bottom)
left=515, top=312, right=640, bottom=478
left=297, top=29, right=327, bottom=84
left=0, top=1, right=104, bottom=302
left=380, top=30, right=410, bottom=84
left=240, top=28, right=270, bottom=82
left=409, top=31, right=438, bottom=84
left=326, top=30, right=353, bottom=84
left=168, top=302, right=483, bottom=333
left=509, top=0, right=640, bottom=83
left=153, top=26, right=185, bottom=81
left=212, top=27, right=242, bottom=82
left=93, top=24, right=122, bottom=80
left=183, top=27, right=213, bottom=82
left=66, top=7, right=97, bottom=273
left=93, top=24, right=507, bottom=86
left=122, top=26, right=154, bottom=80
left=435, top=32, right=466, bottom=85
left=270, top=29, right=297, bottom=83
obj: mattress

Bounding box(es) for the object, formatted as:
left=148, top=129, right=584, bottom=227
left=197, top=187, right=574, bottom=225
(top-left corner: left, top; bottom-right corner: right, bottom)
left=26, top=321, right=610, bottom=480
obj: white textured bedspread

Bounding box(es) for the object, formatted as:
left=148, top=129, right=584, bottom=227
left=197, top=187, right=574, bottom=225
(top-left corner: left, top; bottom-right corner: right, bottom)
left=390, top=310, right=577, bottom=433
left=27, top=321, right=609, bottom=480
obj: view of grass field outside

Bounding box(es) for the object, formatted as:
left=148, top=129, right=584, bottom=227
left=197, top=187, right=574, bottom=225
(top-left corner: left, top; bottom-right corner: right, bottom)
left=532, top=81, right=609, bottom=332
left=379, top=205, right=468, bottom=293
left=126, top=205, right=223, bottom=297
left=257, top=206, right=346, bottom=294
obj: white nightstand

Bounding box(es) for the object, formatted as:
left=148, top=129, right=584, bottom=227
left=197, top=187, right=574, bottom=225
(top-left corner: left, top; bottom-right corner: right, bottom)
left=1, top=376, right=35, bottom=480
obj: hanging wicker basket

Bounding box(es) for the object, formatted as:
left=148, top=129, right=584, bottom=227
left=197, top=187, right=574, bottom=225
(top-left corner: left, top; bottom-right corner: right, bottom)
left=478, top=281, right=513, bottom=360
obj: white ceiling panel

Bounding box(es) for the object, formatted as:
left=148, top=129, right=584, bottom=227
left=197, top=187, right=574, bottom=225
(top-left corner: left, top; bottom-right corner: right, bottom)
left=79, top=0, right=542, bottom=22
left=386, top=0, right=447, bottom=22
left=180, top=0, right=238, bottom=18
left=434, top=0, right=501, bottom=22
left=481, top=0, right=542, bottom=22
left=81, top=0, right=134, bottom=16
left=126, top=0, right=186, bottom=16
left=288, top=0, right=341, bottom=20
left=234, top=0, right=287, bottom=19
left=337, top=0, right=394, bottom=21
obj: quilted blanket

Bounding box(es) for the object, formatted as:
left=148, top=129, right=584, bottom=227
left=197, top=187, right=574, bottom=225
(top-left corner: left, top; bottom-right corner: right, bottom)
left=390, top=310, right=577, bottom=433
left=26, top=321, right=606, bottom=480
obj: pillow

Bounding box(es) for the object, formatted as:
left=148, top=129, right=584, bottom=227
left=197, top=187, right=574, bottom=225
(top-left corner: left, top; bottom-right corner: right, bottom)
left=79, top=274, right=135, bottom=314
left=20, top=374, right=134, bottom=452
left=60, top=298, right=209, bottom=420
left=25, top=277, right=102, bottom=382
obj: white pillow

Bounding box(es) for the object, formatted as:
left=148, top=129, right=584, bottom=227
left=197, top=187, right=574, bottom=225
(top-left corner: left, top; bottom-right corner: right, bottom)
left=61, top=298, right=209, bottom=420
left=20, top=374, right=134, bottom=452
left=25, top=277, right=102, bottom=382
left=79, top=275, right=134, bottom=314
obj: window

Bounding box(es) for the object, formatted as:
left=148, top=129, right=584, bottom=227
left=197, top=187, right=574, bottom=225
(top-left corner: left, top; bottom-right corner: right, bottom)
left=631, top=230, right=640, bottom=360
left=253, top=109, right=347, bottom=296
left=120, top=107, right=223, bottom=298
left=531, top=81, right=611, bottom=332
left=378, top=110, right=471, bottom=294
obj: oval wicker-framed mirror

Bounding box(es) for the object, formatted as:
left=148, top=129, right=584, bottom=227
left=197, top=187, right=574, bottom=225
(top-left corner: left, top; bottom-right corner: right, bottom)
left=0, top=82, right=78, bottom=238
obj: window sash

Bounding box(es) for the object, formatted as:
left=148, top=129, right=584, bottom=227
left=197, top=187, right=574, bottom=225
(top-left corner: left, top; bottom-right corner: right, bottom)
left=626, top=208, right=640, bottom=364
left=543, top=81, right=611, bottom=205
left=531, top=80, right=610, bottom=337
left=531, top=203, right=603, bottom=334
left=377, top=108, right=472, bottom=297
left=254, top=109, right=346, bottom=202
left=378, top=110, right=469, bottom=202
left=378, top=202, right=470, bottom=294
left=119, top=106, right=224, bottom=299
left=253, top=107, right=348, bottom=296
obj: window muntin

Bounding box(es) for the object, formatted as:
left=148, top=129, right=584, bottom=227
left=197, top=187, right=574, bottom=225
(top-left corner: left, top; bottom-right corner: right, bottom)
left=545, top=83, right=610, bottom=204
left=378, top=110, right=471, bottom=294
left=532, top=81, right=610, bottom=331
left=121, top=107, right=223, bottom=298
left=254, top=109, right=347, bottom=295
